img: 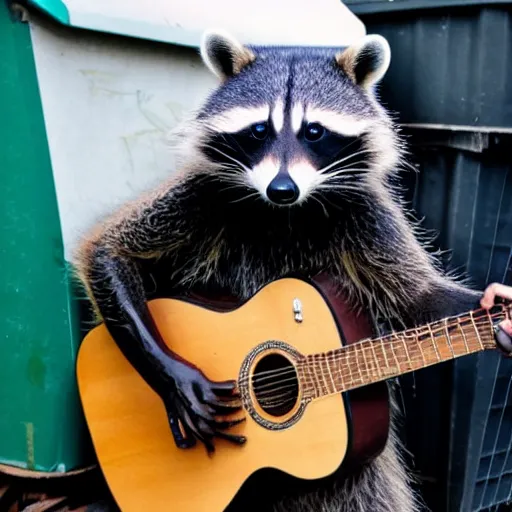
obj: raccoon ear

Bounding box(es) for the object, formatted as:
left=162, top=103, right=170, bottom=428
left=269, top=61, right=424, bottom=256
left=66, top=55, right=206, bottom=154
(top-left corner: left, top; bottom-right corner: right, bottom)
left=200, top=30, right=256, bottom=80
left=335, top=35, right=391, bottom=89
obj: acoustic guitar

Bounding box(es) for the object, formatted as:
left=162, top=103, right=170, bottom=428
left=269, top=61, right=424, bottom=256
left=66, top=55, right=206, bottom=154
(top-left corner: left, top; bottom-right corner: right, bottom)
left=76, top=276, right=511, bottom=512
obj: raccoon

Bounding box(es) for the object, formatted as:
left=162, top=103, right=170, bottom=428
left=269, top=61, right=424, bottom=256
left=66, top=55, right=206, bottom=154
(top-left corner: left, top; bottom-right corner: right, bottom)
left=74, top=30, right=511, bottom=512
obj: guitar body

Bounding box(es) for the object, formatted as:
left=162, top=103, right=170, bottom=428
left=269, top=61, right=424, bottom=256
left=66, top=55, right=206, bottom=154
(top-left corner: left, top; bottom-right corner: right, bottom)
left=76, top=276, right=389, bottom=511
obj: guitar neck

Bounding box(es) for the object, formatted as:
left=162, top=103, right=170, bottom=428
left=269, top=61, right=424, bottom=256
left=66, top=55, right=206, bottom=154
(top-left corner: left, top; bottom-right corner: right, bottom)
left=301, top=304, right=511, bottom=401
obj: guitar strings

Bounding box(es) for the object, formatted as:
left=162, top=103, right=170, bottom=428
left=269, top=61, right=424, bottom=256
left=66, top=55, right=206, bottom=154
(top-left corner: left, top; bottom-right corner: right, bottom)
left=249, top=332, right=496, bottom=407
left=255, top=389, right=299, bottom=403
left=258, top=339, right=495, bottom=397
left=250, top=337, right=495, bottom=403
left=243, top=314, right=501, bottom=386
left=245, top=313, right=499, bottom=383
left=248, top=310, right=506, bottom=410
left=252, top=375, right=299, bottom=392
left=257, top=396, right=297, bottom=409
left=243, top=322, right=496, bottom=388
left=254, top=382, right=298, bottom=397
left=243, top=329, right=496, bottom=393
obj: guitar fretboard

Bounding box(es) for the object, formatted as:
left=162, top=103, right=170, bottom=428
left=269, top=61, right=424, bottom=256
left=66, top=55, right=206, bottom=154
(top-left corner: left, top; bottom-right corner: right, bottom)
left=300, top=306, right=508, bottom=400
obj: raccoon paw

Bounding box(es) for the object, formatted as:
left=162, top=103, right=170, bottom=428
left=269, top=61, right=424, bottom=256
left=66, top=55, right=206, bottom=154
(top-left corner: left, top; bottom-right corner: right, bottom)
left=162, top=361, right=247, bottom=453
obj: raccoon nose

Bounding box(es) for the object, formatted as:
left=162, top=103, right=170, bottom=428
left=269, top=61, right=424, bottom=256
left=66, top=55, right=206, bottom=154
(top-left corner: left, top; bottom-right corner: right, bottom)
left=266, top=175, right=300, bottom=205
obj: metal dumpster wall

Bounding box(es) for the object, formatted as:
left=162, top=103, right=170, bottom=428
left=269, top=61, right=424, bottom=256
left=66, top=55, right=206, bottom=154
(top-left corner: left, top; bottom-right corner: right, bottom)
left=0, top=2, right=92, bottom=473
left=395, top=128, right=512, bottom=511
left=348, top=3, right=512, bottom=129
left=345, top=1, right=512, bottom=509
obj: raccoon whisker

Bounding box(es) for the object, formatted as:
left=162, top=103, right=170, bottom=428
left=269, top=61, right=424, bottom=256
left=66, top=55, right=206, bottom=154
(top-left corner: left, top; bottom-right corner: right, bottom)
left=186, top=173, right=221, bottom=188
left=219, top=183, right=252, bottom=194
left=322, top=167, right=368, bottom=180
left=208, top=136, right=255, bottom=173
left=323, top=173, right=366, bottom=183
left=317, top=149, right=375, bottom=175
left=215, top=163, right=246, bottom=173
left=313, top=192, right=346, bottom=212
left=201, top=171, right=248, bottom=188
left=398, top=159, right=420, bottom=174
left=326, top=160, right=368, bottom=170
left=218, top=180, right=251, bottom=192
left=321, top=164, right=367, bottom=177
left=309, top=193, right=329, bottom=218
left=214, top=171, right=247, bottom=183
left=228, top=192, right=261, bottom=204
left=317, top=184, right=367, bottom=194
left=201, top=144, right=251, bottom=173
left=218, top=135, right=253, bottom=163
left=318, top=153, right=374, bottom=175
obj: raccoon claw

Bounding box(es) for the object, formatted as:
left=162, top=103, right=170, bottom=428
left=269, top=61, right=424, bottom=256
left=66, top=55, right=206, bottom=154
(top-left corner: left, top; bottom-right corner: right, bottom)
left=163, top=361, right=246, bottom=453
left=167, top=408, right=197, bottom=449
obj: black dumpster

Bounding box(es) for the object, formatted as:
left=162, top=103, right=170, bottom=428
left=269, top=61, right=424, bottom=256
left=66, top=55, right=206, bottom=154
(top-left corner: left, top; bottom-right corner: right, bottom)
left=345, top=2, right=512, bottom=511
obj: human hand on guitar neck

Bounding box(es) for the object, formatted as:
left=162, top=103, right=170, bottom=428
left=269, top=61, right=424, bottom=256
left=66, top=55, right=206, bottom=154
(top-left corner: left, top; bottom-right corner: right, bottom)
left=481, top=282, right=512, bottom=350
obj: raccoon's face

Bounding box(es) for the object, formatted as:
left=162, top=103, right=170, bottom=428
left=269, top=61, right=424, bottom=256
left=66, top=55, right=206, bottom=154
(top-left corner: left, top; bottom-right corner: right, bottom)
left=190, top=30, right=400, bottom=208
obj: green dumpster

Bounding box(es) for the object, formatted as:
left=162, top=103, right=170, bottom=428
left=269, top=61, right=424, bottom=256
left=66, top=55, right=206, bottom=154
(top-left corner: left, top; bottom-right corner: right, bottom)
left=1, top=0, right=365, bottom=478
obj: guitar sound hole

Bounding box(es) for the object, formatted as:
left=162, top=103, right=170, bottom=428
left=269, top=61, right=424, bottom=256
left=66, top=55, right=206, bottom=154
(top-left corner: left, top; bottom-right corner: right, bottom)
left=252, top=353, right=299, bottom=417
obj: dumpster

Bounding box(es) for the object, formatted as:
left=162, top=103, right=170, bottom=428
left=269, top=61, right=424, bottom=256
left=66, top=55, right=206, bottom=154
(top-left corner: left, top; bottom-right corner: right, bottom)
left=346, top=2, right=512, bottom=511
left=1, top=0, right=365, bottom=479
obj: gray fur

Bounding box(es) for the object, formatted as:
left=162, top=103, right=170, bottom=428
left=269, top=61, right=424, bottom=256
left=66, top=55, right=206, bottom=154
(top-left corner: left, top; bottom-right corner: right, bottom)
left=197, top=45, right=377, bottom=119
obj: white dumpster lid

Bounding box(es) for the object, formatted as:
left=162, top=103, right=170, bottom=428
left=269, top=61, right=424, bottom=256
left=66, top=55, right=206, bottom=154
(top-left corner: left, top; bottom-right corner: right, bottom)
left=25, top=0, right=365, bottom=47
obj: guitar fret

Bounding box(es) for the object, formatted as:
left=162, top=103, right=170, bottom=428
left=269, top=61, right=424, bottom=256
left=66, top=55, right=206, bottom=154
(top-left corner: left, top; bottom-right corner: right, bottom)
left=308, top=363, right=317, bottom=395
left=367, top=343, right=379, bottom=379
left=400, top=334, right=412, bottom=370
left=355, top=345, right=365, bottom=384
left=415, top=328, right=427, bottom=365
left=379, top=341, right=390, bottom=372
left=312, top=357, right=324, bottom=397
left=299, top=301, right=506, bottom=402
left=427, top=323, right=441, bottom=361
left=323, top=356, right=331, bottom=394
left=369, top=341, right=383, bottom=378
left=345, top=348, right=355, bottom=386
left=319, top=355, right=330, bottom=395
left=457, top=318, right=470, bottom=354
left=470, top=311, right=485, bottom=350
left=389, top=334, right=401, bottom=372
left=325, top=353, right=336, bottom=394
left=360, top=343, right=371, bottom=380
left=444, top=318, right=456, bottom=358
left=333, top=351, right=345, bottom=390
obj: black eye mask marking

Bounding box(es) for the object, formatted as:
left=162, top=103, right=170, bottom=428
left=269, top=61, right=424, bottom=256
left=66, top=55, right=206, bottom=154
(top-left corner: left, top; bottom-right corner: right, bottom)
left=200, top=119, right=369, bottom=189
left=201, top=121, right=275, bottom=170
left=298, top=123, right=368, bottom=173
